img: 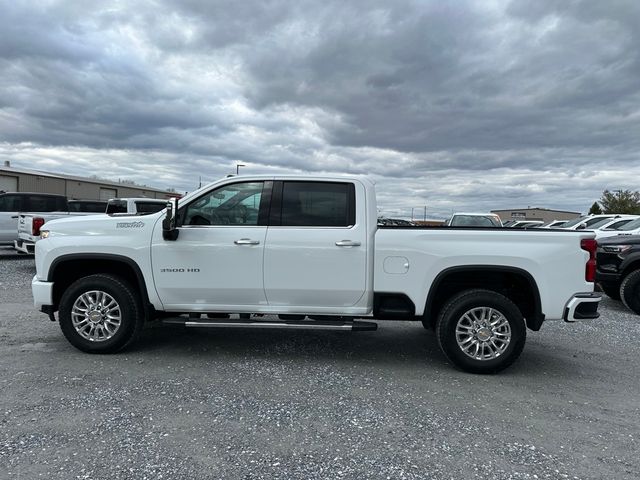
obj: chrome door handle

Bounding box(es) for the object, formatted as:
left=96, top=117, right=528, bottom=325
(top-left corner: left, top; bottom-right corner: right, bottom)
left=335, top=240, right=361, bottom=247
left=234, top=238, right=260, bottom=245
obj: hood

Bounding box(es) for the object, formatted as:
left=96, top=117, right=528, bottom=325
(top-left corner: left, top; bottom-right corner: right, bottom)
left=43, top=211, right=163, bottom=235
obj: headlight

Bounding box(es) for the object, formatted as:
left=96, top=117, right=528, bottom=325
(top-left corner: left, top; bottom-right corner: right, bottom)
left=40, top=230, right=50, bottom=239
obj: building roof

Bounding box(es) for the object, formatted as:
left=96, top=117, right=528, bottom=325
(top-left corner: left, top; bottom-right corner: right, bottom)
left=491, top=207, right=581, bottom=215
left=0, top=164, right=173, bottom=194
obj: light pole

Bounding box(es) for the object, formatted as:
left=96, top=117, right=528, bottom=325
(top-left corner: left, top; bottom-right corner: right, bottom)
left=411, top=206, right=427, bottom=222
left=236, top=163, right=245, bottom=175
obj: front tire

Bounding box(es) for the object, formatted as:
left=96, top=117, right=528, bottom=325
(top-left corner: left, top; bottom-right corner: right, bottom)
left=436, top=289, right=526, bottom=374
left=58, top=274, right=144, bottom=353
left=620, top=270, right=640, bottom=315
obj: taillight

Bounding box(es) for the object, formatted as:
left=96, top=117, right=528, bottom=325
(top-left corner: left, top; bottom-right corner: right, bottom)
left=581, top=238, right=597, bottom=282
left=32, top=217, right=45, bottom=236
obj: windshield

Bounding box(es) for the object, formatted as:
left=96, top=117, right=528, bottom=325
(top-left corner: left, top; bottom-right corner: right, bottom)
left=603, top=219, right=635, bottom=230
left=587, top=217, right=619, bottom=229
left=583, top=216, right=614, bottom=228
left=618, top=218, right=640, bottom=231
left=558, top=216, right=587, bottom=228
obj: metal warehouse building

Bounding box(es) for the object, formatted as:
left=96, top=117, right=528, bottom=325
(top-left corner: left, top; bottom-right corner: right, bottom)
left=0, top=162, right=177, bottom=200
left=491, top=207, right=581, bottom=223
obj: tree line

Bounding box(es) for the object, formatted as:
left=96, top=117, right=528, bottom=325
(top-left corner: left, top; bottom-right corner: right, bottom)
left=589, top=190, right=640, bottom=215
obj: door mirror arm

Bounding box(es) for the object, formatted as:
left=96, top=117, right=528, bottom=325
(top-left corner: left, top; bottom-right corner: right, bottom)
left=163, top=197, right=180, bottom=241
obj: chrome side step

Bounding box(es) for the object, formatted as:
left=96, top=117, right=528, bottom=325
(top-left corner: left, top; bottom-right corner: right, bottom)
left=161, top=317, right=377, bottom=331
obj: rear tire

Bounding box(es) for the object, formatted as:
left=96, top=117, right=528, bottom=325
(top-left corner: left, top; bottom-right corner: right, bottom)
left=58, top=274, right=144, bottom=353
left=436, top=289, right=526, bottom=374
left=620, top=270, right=640, bottom=315
left=599, top=282, right=621, bottom=301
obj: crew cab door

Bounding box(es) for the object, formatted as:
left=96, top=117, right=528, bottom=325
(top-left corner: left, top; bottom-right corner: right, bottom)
left=151, top=181, right=269, bottom=310
left=263, top=181, right=368, bottom=309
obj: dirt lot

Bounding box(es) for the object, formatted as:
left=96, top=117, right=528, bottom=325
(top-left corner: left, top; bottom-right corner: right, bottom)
left=1, top=249, right=639, bottom=479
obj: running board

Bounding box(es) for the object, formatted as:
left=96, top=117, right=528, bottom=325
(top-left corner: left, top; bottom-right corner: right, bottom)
left=161, top=318, right=378, bottom=331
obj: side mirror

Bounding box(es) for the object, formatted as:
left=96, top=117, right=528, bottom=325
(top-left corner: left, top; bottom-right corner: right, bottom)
left=162, top=198, right=180, bottom=241
left=576, top=224, right=586, bottom=230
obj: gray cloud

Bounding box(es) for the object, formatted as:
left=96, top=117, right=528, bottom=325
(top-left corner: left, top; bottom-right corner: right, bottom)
left=1, top=0, right=639, bottom=219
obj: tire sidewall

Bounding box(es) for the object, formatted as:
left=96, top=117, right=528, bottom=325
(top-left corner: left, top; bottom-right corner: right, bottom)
left=437, top=290, right=526, bottom=374
left=58, top=275, right=140, bottom=353
left=620, top=270, right=640, bottom=315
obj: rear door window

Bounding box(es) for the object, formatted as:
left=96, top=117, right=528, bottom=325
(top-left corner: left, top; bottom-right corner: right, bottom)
left=277, top=182, right=355, bottom=227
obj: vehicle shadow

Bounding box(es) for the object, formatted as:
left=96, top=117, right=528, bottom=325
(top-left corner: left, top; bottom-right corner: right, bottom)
left=133, top=320, right=587, bottom=380
left=139, top=321, right=440, bottom=364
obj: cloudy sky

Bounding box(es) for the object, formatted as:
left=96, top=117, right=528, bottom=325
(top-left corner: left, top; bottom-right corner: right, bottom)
left=1, top=0, right=639, bottom=219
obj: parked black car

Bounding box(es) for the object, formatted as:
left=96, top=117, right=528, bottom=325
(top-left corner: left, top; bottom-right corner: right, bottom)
left=596, top=235, right=640, bottom=314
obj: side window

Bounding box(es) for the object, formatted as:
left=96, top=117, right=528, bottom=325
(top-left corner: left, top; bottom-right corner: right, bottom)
left=135, top=201, right=166, bottom=214
left=106, top=200, right=127, bottom=214
left=0, top=195, right=23, bottom=212
left=27, top=196, right=61, bottom=212
left=69, top=201, right=107, bottom=212
left=184, top=182, right=264, bottom=226
left=280, top=182, right=354, bottom=227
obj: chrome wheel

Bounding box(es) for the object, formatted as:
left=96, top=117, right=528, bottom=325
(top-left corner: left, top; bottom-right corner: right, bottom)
left=455, top=307, right=511, bottom=361
left=71, top=290, right=122, bottom=342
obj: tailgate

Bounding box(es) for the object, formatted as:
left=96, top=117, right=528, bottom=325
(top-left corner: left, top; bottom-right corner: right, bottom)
left=17, top=215, right=35, bottom=240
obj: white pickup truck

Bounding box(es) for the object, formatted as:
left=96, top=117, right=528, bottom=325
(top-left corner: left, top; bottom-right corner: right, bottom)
left=32, top=175, right=601, bottom=373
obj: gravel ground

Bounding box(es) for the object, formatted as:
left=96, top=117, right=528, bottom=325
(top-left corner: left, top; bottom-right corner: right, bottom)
left=1, top=248, right=639, bottom=479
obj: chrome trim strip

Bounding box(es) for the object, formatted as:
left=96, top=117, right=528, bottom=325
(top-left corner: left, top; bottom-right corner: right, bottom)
left=164, top=319, right=355, bottom=330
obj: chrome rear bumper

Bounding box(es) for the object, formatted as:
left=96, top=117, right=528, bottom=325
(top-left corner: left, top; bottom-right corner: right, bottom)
left=563, top=293, right=601, bottom=322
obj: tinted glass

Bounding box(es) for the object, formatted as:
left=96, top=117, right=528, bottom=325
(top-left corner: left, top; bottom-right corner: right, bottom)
left=27, top=195, right=63, bottom=212
left=68, top=201, right=107, bottom=212
left=106, top=200, right=127, bottom=214
left=135, top=201, right=167, bottom=214
left=584, top=216, right=613, bottom=228
left=0, top=194, right=23, bottom=212
left=619, top=218, right=640, bottom=231
left=603, top=219, right=634, bottom=230
left=280, top=182, right=353, bottom=227
left=559, top=216, right=587, bottom=228
left=184, top=182, right=263, bottom=226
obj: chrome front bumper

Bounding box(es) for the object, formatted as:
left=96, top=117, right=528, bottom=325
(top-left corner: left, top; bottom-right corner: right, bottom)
left=563, top=292, right=602, bottom=322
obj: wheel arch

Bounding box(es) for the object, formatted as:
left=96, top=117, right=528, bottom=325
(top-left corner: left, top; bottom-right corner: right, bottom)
left=424, top=265, right=544, bottom=331
left=620, top=255, right=640, bottom=279
left=48, top=254, right=153, bottom=318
